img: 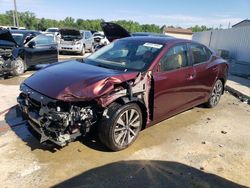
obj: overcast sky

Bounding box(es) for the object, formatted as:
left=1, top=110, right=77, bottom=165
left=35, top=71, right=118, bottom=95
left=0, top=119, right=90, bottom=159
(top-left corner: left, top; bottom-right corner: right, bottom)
left=0, top=0, right=250, bottom=28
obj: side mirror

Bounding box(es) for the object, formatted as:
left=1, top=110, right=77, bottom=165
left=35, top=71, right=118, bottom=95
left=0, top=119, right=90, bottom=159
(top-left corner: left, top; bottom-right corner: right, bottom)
left=28, top=41, right=36, bottom=48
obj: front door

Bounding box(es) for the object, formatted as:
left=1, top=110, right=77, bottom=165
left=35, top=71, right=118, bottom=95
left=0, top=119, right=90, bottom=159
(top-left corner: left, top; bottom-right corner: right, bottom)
left=24, top=34, right=58, bottom=66
left=153, top=43, right=197, bottom=121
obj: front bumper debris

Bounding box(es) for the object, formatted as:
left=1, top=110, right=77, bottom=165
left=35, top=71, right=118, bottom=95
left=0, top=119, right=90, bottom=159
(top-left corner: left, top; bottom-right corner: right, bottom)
left=17, top=83, right=96, bottom=146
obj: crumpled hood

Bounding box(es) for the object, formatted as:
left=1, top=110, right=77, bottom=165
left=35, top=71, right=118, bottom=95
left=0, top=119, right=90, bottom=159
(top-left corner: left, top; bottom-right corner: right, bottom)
left=0, top=29, right=18, bottom=46
left=24, top=61, right=139, bottom=101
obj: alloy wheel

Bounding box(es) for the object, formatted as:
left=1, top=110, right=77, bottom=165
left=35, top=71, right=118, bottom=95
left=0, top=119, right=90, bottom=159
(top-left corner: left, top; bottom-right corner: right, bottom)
left=113, top=108, right=141, bottom=147
left=210, top=80, right=223, bottom=107
left=14, top=59, right=25, bottom=74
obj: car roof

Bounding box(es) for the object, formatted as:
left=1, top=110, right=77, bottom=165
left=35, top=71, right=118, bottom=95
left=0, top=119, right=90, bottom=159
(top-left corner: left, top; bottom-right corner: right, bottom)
left=119, top=36, right=191, bottom=45
left=132, top=32, right=171, bottom=37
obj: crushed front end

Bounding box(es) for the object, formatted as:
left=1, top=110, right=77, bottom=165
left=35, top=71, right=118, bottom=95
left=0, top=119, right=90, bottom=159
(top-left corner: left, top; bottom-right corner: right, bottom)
left=0, top=48, right=15, bottom=76
left=17, top=84, right=98, bottom=146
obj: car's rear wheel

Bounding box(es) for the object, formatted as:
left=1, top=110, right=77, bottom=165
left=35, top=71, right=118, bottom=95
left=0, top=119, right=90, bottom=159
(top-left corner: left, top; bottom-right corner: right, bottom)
left=10, top=58, right=26, bottom=76
left=99, top=103, right=142, bottom=151
left=205, top=79, right=223, bottom=108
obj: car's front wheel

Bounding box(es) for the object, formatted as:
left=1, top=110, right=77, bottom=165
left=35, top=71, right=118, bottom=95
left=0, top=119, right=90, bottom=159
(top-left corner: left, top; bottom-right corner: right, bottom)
left=205, top=79, right=223, bottom=108
left=80, top=45, right=85, bottom=56
left=99, top=103, right=143, bottom=151
left=10, top=58, right=26, bottom=76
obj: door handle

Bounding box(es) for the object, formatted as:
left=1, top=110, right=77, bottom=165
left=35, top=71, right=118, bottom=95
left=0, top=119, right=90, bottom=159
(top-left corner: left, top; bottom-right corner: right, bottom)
left=186, top=74, right=195, bottom=80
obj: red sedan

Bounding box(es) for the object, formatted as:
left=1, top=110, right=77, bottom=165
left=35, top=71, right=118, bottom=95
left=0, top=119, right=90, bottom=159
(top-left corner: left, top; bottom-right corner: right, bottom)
left=18, top=36, right=228, bottom=151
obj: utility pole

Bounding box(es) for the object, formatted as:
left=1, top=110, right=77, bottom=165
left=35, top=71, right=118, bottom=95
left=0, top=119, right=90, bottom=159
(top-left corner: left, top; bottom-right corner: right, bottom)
left=13, top=0, right=19, bottom=27
left=12, top=9, right=16, bottom=26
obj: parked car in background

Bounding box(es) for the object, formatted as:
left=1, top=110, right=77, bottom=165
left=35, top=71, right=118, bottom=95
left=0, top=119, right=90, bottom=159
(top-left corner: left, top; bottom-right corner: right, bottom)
left=80, top=30, right=95, bottom=53
left=101, top=22, right=173, bottom=42
left=0, top=29, right=58, bottom=76
left=93, top=31, right=110, bottom=46
left=18, top=36, right=228, bottom=151
left=0, top=26, right=26, bottom=30
left=58, top=29, right=94, bottom=55
left=94, top=22, right=173, bottom=51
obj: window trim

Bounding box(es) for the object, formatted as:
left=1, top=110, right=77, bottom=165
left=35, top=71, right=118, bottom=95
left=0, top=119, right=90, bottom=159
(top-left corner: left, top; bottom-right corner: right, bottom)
left=159, top=42, right=191, bottom=73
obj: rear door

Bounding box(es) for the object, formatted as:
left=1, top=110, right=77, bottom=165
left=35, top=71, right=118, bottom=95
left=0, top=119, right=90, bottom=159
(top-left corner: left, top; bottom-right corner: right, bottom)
left=153, top=43, right=197, bottom=120
left=189, top=43, right=218, bottom=100
left=24, top=34, right=58, bottom=66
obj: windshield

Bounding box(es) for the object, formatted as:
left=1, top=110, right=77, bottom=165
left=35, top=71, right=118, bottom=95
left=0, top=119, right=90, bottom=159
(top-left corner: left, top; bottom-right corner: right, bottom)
left=12, top=33, right=24, bottom=44
left=86, top=39, right=164, bottom=71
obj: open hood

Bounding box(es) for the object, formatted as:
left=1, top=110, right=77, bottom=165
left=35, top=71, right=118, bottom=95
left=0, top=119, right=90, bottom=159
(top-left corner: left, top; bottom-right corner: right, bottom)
left=101, top=22, right=131, bottom=42
left=59, top=29, right=81, bottom=36
left=0, top=29, right=18, bottom=46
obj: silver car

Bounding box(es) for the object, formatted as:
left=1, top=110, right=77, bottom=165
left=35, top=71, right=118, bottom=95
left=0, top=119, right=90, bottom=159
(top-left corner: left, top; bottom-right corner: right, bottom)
left=58, top=29, right=94, bottom=55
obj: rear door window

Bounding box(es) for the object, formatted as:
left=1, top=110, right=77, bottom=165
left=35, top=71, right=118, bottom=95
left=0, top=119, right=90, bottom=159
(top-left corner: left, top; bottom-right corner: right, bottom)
left=190, top=44, right=210, bottom=65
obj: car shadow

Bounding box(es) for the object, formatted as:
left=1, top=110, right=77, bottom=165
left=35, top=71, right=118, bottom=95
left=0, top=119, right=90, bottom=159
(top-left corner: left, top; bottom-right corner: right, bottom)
left=4, top=105, right=111, bottom=152
left=53, top=160, right=247, bottom=188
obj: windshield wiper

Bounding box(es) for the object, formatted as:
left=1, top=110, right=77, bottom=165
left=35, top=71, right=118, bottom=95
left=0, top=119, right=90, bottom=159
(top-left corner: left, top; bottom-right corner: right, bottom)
left=97, top=64, right=113, bottom=69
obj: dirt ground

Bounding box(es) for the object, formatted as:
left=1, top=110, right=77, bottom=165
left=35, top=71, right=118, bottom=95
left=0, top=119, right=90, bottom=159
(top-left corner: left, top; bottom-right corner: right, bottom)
left=0, top=55, right=250, bottom=187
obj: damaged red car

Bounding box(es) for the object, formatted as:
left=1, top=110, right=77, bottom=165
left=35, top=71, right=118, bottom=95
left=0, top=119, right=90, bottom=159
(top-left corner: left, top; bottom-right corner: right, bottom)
left=17, top=36, right=228, bottom=151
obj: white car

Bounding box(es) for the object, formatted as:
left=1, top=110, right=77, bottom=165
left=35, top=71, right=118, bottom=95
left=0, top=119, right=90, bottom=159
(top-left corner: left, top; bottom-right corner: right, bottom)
left=80, top=30, right=95, bottom=53
left=58, top=29, right=94, bottom=55
left=93, top=31, right=110, bottom=46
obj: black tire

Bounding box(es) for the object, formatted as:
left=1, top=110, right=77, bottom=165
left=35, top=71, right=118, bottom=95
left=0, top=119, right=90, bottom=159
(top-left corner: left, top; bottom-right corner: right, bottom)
left=90, top=44, right=95, bottom=53
left=10, top=58, right=26, bottom=76
left=80, top=45, right=85, bottom=56
left=99, top=103, right=143, bottom=151
left=205, top=79, right=223, bottom=108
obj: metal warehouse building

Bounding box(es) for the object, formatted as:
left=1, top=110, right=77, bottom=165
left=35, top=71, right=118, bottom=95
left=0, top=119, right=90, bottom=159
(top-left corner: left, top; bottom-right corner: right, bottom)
left=192, top=26, right=250, bottom=63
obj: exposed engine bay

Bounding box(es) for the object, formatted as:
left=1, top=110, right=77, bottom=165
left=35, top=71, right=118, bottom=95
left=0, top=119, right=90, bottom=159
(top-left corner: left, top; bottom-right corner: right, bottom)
left=18, top=84, right=98, bottom=146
